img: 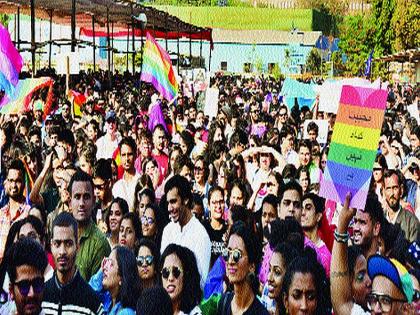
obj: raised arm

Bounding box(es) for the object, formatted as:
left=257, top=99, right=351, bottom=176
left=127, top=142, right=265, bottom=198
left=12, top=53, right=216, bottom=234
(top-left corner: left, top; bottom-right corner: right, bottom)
left=29, top=152, right=54, bottom=206
left=330, top=193, right=357, bottom=315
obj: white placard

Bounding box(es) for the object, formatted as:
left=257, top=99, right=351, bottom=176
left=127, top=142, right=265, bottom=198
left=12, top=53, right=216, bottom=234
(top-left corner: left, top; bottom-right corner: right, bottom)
left=56, top=52, right=80, bottom=75
left=204, top=87, right=219, bottom=119
left=407, top=103, right=420, bottom=124
left=303, top=119, right=329, bottom=144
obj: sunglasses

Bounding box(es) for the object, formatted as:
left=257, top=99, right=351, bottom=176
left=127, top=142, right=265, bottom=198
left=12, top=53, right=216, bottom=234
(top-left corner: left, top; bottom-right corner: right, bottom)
left=14, top=277, right=44, bottom=296
left=94, top=182, right=107, bottom=190
left=222, top=248, right=245, bottom=264
left=141, top=216, right=155, bottom=226
left=266, top=182, right=275, bottom=188
left=136, top=255, right=154, bottom=266
left=194, top=166, right=204, bottom=172
left=161, top=266, right=183, bottom=279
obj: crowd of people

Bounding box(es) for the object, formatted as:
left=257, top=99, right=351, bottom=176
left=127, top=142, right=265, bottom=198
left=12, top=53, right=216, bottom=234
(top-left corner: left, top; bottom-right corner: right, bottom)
left=0, top=68, right=418, bottom=315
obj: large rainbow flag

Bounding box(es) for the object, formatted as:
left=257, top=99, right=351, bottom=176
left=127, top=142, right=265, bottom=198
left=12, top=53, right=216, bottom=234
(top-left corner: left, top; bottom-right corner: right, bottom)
left=0, top=77, right=54, bottom=119
left=0, top=23, right=23, bottom=97
left=140, top=32, right=178, bottom=102
left=320, top=85, right=387, bottom=209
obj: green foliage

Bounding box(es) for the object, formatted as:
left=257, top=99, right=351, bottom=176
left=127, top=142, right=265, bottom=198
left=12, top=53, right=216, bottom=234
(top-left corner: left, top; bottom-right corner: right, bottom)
left=338, top=14, right=376, bottom=76
left=305, top=48, right=321, bottom=74
left=371, top=0, right=395, bottom=57
left=271, top=64, right=283, bottom=80
left=0, top=14, right=10, bottom=27
left=150, top=6, right=314, bottom=31
left=391, top=0, right=420, bottom=51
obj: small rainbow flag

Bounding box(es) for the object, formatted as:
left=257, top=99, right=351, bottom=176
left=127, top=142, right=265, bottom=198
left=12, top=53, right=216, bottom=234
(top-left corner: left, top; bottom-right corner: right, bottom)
left=68, top=90, right=86, bottom=117
left=0, top=77, right=54, bottom=119
left=140, top=32, right=178, bottom=102
left=320, top=85, right=387, bottom=209
left=22, top=159, right=34, bottom=206
left=0, top=23, right=23, bottom=97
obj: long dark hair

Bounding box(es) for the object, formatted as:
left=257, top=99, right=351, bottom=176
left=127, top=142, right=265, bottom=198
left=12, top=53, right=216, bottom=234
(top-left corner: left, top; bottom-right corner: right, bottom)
left=160, top=244, right=201, bottom=313
left=138, top=238, right=160, bottom=289
left=114, top=246, right=142, bottom=309
left=142, top=204, right=167, bottom=250
left=228, top=221, right=262, bottom=294
left=281, top=252, right=331, bottom=315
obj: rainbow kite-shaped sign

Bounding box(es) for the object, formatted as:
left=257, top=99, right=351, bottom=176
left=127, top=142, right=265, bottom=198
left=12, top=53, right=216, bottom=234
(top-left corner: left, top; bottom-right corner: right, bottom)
left=320, top=85, right=387, bottom=209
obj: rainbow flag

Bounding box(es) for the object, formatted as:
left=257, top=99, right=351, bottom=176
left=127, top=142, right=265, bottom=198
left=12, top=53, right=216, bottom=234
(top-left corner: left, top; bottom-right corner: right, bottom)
left=22, top=160, right=34, bottom=206
left=140, top=32, right=178, bottom=102
left=320, top=85, right=387, bottom=209
left=0, top=23, right=23, bottom=97
left=0, top=77, right=54, bottom=119
left=68, top=90, right=86, bottom=117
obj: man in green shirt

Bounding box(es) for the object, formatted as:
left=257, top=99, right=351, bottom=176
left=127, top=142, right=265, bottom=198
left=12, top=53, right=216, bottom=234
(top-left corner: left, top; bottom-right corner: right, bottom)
left=69, top=170, right=111, bottom=281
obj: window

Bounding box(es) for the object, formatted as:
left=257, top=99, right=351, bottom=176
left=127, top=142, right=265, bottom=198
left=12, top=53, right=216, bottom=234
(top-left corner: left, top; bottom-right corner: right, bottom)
left=244, top=63, right=252, bottom=73
left=221, top=61, right=227, bottom=71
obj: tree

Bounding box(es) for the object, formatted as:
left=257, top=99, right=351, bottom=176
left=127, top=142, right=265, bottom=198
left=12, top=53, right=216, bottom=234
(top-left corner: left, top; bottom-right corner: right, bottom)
left=306, top=48, right=322, bottom=75
left=338, top=14, right=376, bottom=76
left=391, top=0, right=420, bottom=51
left=371, top=0, right=395, bottom=57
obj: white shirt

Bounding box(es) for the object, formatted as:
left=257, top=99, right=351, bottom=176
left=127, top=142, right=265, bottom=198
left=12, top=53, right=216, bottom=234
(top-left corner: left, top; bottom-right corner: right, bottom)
left=161, top=216, right=211, bottom=289
left=95, top=133, right=121, bottom=160
left=350, top=303, right=369, bottom=315
left=112, top=173, right=140, bottom=210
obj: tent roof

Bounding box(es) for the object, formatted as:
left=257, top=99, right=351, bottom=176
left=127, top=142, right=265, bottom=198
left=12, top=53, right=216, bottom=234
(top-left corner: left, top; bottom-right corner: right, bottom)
left=0, top=0, right=211, bottom=35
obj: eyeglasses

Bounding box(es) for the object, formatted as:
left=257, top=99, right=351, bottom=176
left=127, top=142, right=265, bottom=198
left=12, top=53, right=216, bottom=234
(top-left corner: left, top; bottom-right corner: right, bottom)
left=14, top=277, right=44, bottom=296
left=266, top=182, right=276, bottom=188
left=222, top=248, right=245, bottom=264
left=279, top=112, right=287, bottom=117
left=136, top=255, right=154, bottom=266
left=161, top=266, right=183, bottom=279
left=366, top=293, right=407, bottom=312
left=141, top=216, right=155, bottom=226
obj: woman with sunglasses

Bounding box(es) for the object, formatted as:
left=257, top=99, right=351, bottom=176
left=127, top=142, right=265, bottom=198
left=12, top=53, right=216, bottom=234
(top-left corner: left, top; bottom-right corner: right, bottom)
left=106, top=197, right=129, bottom=249
left=160, top=244, right=202, bottom=315
left=137, top=238, right=160, bottom=290
left=140, top=204, right=166, bottom=252
left=218, top=221, right=269, bottom=314
left=102, top=246, right=141, bottom=314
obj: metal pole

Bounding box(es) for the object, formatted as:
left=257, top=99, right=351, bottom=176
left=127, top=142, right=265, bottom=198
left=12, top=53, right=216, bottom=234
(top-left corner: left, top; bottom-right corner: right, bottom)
left=111, top=22, right=114, bottom=74
left=30, top=0, right=35, bottom=77
left=139, top=25, right=144, bottom=91
left=92, top=15, right=96, bottom=72
left=177, top=27, right=180, bottom=73
left=208, top=43, right=212, bottom=71
left=17, top=6, right=20, bottom=50
left=107, top=7, right=111, bottom=87
left=131, top=5, right=135, bottom=74
left=200, top=33, right=203, bottom=68
left=71, top=0, right=76, bottom=52
left=48, top=10, right=53, bottom=69
left=165, top=15, right=168, bottom=51
left=126, top=25, right=129, bottom=72
left=189, top=28, right=192, bottom=68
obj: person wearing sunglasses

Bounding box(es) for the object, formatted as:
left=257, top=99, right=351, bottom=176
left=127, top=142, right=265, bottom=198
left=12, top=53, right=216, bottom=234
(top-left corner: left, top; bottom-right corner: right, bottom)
left=137, top=239, right=160, bottom=291
left=140, top=204, right=166, bottom=251
left=101, top=246, right=141, bottom=315
left=218, top=221, right=269, bottom=314
left=160, top=244, right=202, bottom=315
left=1, top=238, right=47, bottom=315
